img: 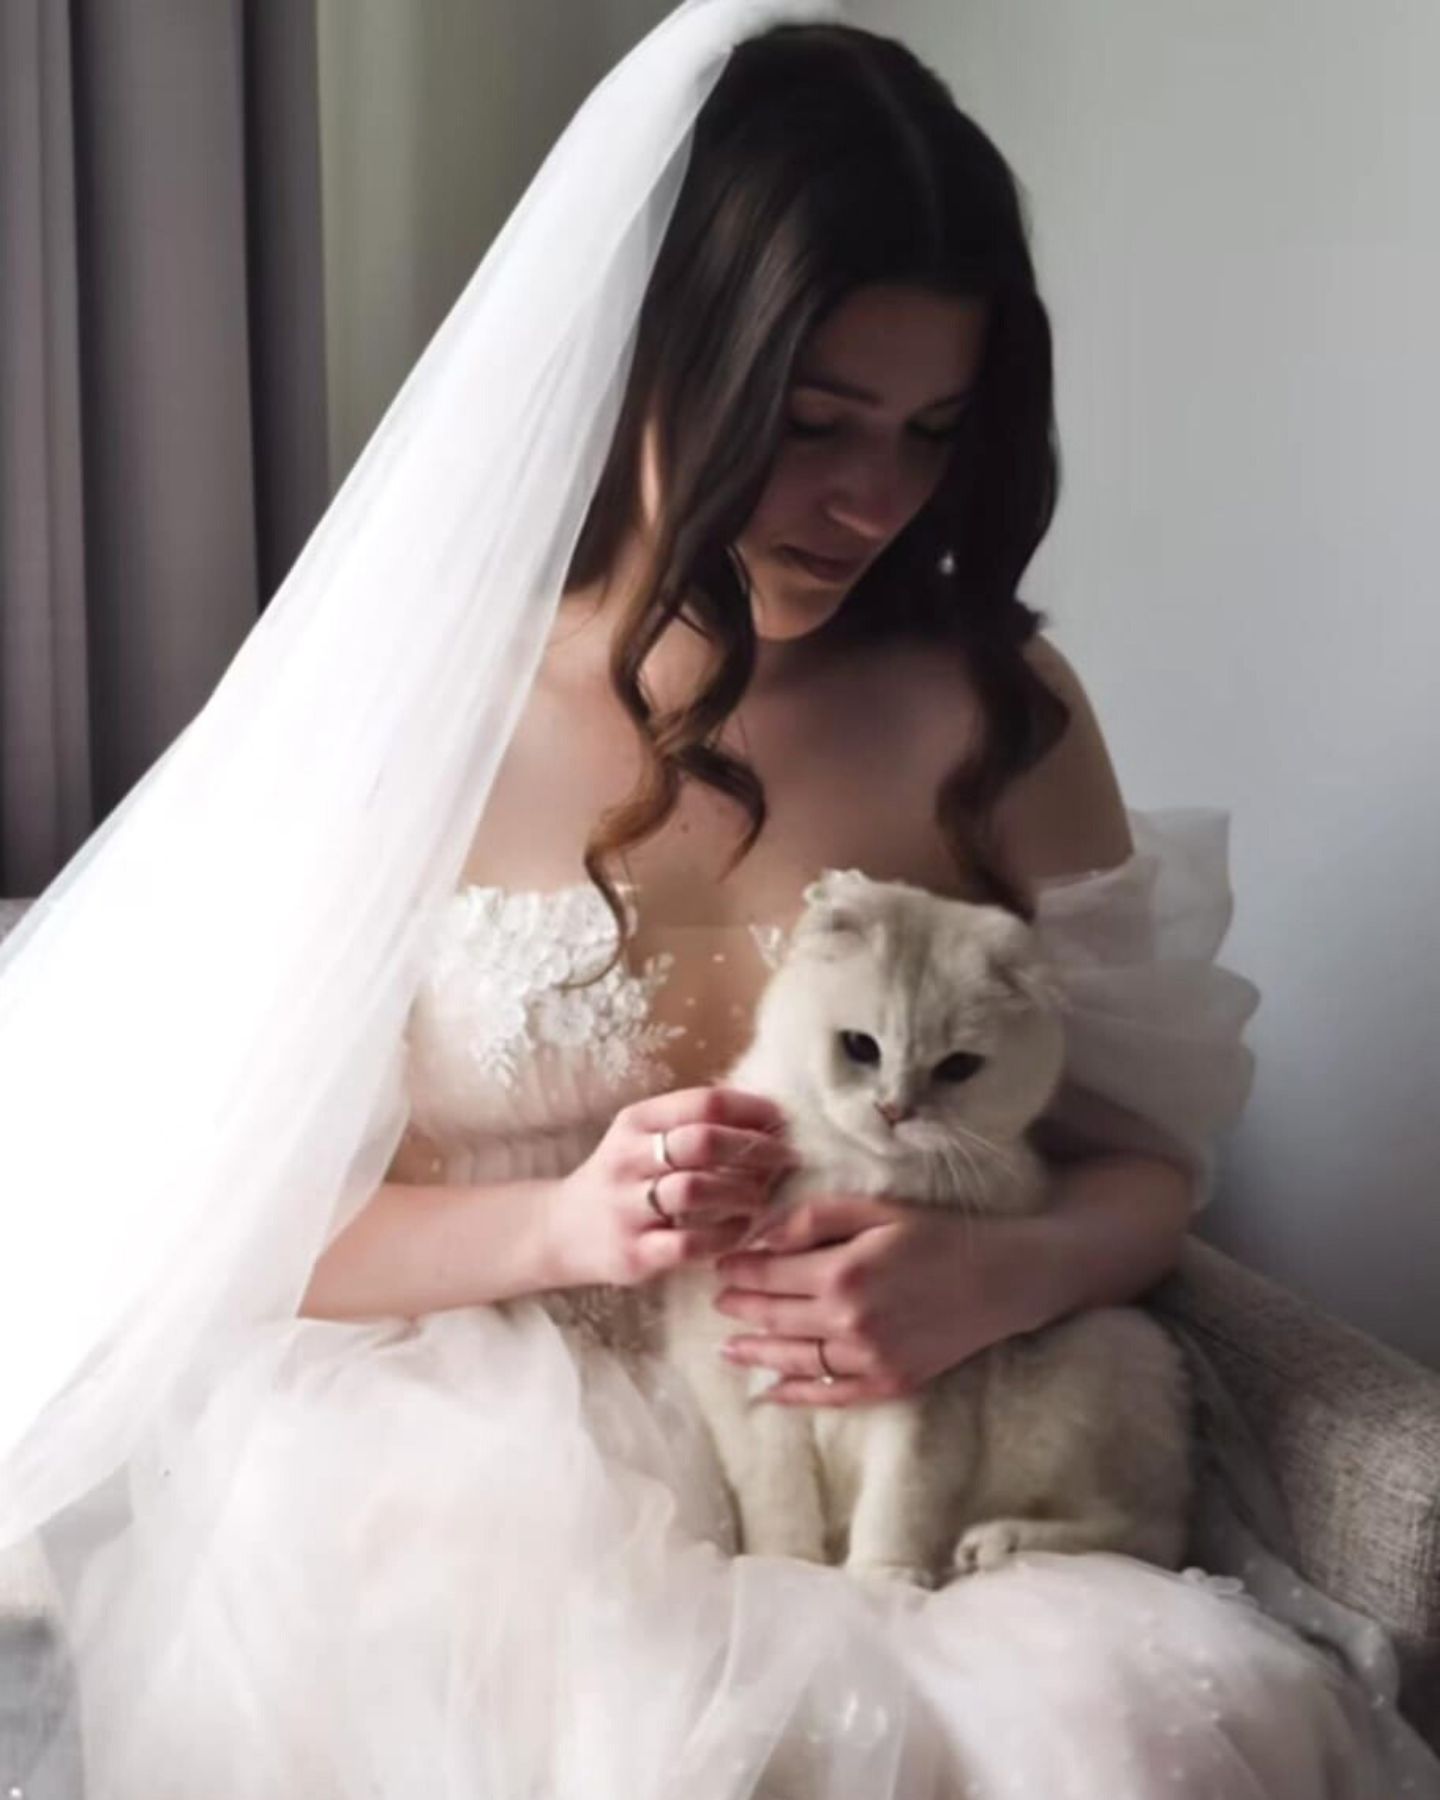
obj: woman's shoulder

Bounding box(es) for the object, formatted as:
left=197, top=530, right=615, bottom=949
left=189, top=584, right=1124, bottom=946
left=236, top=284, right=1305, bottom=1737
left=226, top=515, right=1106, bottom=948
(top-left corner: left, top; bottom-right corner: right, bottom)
left=847, top=626, right=1131, bottom=903
left=995, top=631, right=1134, bottom=896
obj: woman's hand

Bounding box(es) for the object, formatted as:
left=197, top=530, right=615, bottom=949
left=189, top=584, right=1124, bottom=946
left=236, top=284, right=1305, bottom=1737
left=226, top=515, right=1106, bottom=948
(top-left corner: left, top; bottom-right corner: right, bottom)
left=545, top=1087, right=794, bottom=1290
left=709, top=1193, right=1053, bottom=1407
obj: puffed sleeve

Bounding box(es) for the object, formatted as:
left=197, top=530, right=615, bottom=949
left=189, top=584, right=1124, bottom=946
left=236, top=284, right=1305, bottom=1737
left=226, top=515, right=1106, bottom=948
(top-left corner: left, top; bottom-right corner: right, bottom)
left=1029, top=807, right=1261, bottom=1212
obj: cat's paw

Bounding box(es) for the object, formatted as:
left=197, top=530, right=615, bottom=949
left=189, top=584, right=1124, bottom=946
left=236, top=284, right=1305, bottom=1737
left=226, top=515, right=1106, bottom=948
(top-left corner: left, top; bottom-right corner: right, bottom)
left=953, top=1520, right=1025, bottom=1576
left=845, top=1558, right=938, bottom=1592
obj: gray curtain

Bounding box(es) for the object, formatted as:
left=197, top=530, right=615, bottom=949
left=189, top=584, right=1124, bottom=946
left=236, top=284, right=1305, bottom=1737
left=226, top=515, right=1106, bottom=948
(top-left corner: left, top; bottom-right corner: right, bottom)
left=0, top=0, right=329, bottom=899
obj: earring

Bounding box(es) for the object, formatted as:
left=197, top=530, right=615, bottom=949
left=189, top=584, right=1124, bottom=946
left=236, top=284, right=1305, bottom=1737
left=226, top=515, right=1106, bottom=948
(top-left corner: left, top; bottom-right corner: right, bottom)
left=937, top=547, right=956, bottom=576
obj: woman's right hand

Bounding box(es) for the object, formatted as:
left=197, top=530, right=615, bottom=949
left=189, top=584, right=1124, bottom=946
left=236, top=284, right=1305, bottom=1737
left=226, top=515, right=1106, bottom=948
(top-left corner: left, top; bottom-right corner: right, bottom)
left=545, top=1087, right=794, bottom=1289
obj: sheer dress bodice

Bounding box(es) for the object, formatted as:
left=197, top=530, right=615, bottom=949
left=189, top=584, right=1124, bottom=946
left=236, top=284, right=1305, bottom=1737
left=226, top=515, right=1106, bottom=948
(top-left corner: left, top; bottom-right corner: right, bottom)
left=394, top=880, right=787, bottom=1187
left=391, top=808, right=1264, bottom=1210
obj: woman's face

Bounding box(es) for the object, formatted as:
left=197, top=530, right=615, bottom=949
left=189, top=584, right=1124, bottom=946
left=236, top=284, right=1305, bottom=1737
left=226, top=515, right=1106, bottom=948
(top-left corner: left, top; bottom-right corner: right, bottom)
left=737, top=283, right=988, bottom=641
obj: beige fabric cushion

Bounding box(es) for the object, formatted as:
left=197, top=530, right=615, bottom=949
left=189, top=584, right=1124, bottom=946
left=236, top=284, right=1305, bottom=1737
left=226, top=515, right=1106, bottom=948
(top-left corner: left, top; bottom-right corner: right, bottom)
left=1156, top=1236, right=1440, bottom=1748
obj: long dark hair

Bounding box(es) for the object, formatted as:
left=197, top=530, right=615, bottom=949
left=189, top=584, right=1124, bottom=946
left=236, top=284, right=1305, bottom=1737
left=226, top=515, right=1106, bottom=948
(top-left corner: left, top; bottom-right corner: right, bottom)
left=565, top=20, right=1069, bottom=944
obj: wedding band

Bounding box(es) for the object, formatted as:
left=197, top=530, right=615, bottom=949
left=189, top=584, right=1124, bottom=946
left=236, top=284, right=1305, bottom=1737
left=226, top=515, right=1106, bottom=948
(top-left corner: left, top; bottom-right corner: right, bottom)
left=652, top=1129, right=677, bottom=1173
left=645, top=1176, right=677, bottom=1229
left=814, top=1339, right=839, bottom=1387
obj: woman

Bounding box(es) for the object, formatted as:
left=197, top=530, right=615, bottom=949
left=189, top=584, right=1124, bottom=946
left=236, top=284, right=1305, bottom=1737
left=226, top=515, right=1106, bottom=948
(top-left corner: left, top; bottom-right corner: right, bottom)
left=7, top=7, right=1436, bottom=1797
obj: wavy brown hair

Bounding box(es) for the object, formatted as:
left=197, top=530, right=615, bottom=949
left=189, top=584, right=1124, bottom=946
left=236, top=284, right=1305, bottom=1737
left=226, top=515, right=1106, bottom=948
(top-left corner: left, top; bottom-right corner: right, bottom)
left=564, top=20, right=1069, bottom=949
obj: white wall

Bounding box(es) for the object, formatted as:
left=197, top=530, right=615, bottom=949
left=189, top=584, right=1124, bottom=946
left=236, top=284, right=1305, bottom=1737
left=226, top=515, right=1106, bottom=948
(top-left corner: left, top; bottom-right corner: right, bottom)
left=866, top=0, right=1440, bottom=1365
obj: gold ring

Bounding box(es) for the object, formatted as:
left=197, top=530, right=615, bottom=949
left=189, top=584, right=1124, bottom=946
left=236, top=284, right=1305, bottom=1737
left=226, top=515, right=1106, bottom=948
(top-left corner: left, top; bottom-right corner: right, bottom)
left=815, top=1339, right=839, bottom=1387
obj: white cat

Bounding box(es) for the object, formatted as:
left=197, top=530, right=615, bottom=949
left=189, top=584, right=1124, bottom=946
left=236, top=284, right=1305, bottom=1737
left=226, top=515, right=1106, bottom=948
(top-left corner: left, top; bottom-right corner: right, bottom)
left=662, top=869, right=1193, bottom=1588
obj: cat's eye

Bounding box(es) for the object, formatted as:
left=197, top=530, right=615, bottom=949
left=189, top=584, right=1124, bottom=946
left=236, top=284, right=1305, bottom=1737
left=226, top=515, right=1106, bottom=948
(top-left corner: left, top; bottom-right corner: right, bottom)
left=933, top=1051, right=985, bottom=1084
left=839, top=1031, right=881, bottom=1066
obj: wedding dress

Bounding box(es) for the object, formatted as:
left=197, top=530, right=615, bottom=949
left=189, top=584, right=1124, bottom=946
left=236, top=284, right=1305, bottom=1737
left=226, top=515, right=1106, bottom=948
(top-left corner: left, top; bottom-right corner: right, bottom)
left=40, top=809, right=1438, bottom=1799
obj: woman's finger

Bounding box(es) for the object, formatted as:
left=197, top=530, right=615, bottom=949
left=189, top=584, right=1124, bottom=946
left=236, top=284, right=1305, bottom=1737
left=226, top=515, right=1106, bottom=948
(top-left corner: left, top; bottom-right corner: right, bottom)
left=713, top=1291, right=827, bottom=1337
left=634, top=1222, right=760, bottom=1275
left=721, top=1335, right=895, bottom=1408
left=723, top=1191, right=903, bottom=1254
left=712, top=1246, right=830, bottom=1292
left=630, top=1120, right=794, bottom=1181
left=625, top=1086, right=788, bottom=1137
left=720, top=1332, right=858, bottom=1383
left=646, top=1170, right=774, bottom=1221
left=762, top=1376, right=881, bottom=1408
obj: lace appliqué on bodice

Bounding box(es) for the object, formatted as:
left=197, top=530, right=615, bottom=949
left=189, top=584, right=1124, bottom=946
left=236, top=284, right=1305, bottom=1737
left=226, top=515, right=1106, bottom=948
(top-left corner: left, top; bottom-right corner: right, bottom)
left=439, top=885, right=678, bottom=1089
left=400, top=882, right=694, bottom=1358
left=405, top=884, right=683, bottom=1156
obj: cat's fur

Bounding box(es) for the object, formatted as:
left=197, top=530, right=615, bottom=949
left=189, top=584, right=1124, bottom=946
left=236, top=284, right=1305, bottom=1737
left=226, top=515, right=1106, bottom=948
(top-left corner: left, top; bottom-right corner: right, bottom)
left=662, top=870, right=1192, bottom=1588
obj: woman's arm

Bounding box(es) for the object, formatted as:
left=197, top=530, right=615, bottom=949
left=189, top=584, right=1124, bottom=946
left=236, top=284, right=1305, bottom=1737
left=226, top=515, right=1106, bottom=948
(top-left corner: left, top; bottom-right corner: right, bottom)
left=992, top=633, right=1200, bottom=1319
left=1000, top=634, right=1203, bottom=1309
left=300, top=1088, right=790, bottom=1321
left=1009, top=1151, right=1193, bottom=1336
left=298, top=1176, right=570, bottom=1320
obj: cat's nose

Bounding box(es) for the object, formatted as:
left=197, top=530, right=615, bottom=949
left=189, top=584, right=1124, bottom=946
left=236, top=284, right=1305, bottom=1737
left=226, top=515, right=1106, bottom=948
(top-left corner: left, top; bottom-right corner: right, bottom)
left=875, top=1100, right=914, bottom=1128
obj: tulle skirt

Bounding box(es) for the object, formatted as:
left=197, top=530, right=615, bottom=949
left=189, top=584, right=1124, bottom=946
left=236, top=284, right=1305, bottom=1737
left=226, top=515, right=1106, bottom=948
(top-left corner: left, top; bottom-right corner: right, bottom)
left=51, top=1298, right=1437, bottom=1800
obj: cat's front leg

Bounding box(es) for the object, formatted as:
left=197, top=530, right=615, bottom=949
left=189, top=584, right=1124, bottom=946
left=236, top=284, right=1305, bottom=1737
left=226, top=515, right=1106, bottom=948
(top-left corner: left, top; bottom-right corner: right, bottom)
left=665, top=1272, right=828, bottom=1563
left=839, top=1394, right=972, bottom=1590
left=715, top=1377, right=828, bottom=1562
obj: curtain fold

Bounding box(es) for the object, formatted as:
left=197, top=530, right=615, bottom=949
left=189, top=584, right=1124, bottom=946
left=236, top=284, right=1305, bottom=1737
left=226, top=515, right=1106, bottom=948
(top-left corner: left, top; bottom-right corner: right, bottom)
left=0, top=0, right=92, bottom=896
left=0, top=0, right=328, bottom=899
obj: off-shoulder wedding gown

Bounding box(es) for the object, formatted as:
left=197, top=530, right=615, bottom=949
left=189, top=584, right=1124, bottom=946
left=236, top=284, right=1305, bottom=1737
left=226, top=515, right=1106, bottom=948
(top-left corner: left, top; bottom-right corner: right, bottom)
left=52, top=811, right=1440, bottom=1798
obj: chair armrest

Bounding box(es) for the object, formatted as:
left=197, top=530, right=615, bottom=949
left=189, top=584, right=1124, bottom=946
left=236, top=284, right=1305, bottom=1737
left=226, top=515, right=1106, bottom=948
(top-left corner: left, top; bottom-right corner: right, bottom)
left=1152, top=1235, right=1440, bottom=1744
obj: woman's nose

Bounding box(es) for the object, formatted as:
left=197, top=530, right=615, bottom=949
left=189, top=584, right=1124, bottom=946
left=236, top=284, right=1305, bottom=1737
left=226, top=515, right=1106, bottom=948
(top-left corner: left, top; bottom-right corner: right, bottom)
left=823, top=451, right=921, bottom=544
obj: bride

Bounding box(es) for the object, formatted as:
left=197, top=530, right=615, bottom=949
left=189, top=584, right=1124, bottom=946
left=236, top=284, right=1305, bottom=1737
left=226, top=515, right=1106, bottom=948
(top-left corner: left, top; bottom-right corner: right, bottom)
left=5, top=4, right=1438, bottom=1795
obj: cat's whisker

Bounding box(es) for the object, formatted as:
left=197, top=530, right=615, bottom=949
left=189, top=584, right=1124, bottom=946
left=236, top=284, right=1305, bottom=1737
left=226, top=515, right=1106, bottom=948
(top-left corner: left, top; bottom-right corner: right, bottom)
left=943, top=1144, right=979, bottom=1202
left=953, top=1120, right=1023, bottom=1183
left=933, top=1136, right=967, bottom=1194
left=947, top=1180, right=983, bottom=1263
left=937, top=1144, right=989, bottom=1268
left=942, top=1130, right=987, bottom=1201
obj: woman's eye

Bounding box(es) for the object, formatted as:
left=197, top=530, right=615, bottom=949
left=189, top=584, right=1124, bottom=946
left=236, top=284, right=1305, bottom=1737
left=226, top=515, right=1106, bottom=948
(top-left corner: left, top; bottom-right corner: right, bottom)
left=911, top=420, right=966, bottom=444
left=839, top=1031, right=881, bottom=1066
left=783, top=417, right=966, bottom=444
left=933, top=1051, right=985, bottom=1084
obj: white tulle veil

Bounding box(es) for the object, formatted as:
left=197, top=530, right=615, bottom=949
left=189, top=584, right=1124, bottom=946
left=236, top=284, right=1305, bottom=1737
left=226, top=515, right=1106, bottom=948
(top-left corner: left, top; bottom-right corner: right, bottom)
left=0, top=0, right=840, bottom=1656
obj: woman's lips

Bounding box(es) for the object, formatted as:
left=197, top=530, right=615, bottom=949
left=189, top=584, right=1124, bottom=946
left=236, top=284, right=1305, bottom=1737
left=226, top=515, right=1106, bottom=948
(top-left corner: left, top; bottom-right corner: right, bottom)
left=781, top=544, right=866, bottom=583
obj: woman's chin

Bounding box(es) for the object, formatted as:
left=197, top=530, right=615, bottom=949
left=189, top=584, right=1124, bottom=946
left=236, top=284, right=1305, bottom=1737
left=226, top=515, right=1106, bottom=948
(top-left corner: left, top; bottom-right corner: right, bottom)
left=749, top=588, right=849, bottom=642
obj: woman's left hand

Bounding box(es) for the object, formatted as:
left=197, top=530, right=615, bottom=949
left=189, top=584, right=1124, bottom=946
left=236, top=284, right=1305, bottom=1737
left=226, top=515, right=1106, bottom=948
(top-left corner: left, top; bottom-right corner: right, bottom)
left=711, top=1192, right=1054, bottom=1407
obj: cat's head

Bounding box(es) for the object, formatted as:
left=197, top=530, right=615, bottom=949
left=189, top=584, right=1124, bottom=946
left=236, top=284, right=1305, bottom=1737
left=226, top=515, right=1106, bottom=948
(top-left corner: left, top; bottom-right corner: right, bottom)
left=752, top=869, right=1066, bottom=1165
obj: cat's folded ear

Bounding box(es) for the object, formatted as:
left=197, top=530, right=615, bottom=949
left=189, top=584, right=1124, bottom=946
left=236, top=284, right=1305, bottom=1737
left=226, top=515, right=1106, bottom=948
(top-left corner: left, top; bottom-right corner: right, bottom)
left=794, top=868, right=875, bottom=960
left=972, top=908, right=1067, bottom=1013
left=800, top=868, right=870, bottom=911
